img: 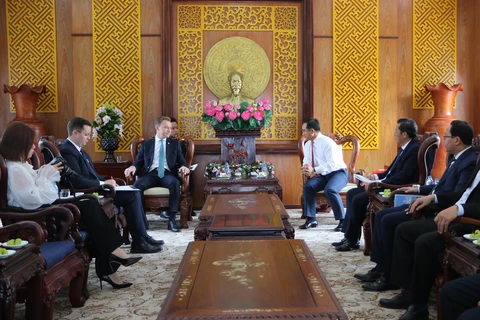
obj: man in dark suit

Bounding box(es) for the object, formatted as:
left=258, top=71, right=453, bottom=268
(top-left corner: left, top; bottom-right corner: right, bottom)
left=379, top=155, right=480, bottom=320
left=440, top=273, right=480, bottom=320
left=60, top=117, right=163, bottom=254
left=124, top=116, right=190, bottom=232
left=335, top=118, right=421, bottom=251
left=358, top=120, right=476, bottom=291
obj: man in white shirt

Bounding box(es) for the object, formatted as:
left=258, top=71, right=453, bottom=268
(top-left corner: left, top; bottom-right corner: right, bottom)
left=300, top=118, right=348, bottom=230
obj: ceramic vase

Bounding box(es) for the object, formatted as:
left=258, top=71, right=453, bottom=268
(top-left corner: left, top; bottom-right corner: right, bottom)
left=100, top=136, right=119, bottom=163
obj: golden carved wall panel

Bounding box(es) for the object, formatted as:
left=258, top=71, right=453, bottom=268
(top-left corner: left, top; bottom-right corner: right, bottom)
left=177, top=5, right=299, bottom=141
left=334, top=0, right=379, bottom=149
left=413, top=0, right=456, bottom=109
left=5, top=0, right=58, bottom=112
left=93, top=0, right=142, bottom=152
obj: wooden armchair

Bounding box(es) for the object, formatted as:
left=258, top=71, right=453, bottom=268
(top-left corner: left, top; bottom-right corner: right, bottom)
left=362, top=133, right=440, bottom=255
left=128, top=136, right=194, bottom=228
left=298, top=134, right=362, bottom=216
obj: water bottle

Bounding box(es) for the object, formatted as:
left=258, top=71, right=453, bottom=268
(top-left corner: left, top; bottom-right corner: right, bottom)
left=261, top=161, right=268, bottom=176
left=225, top=162, right=231, bottom=177
left=425, top=175, right=433, bottom=185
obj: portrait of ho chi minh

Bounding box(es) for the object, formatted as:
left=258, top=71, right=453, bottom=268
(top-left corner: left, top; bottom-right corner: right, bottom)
left=218, top=71, right=254, bottom=106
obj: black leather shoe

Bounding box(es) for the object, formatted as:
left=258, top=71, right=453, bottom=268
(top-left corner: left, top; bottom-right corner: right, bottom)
left=362, top=276, right=399, bottom=291
left=333, top=220, right=343, bottom=232
left=399, top=305, right=429, bottom=320
left=335, top=239, right=360, bottom=251
left=379, top=291, right=410, bottom=309
left=354, top=269, right=381, bottom=282
left=332, top=238, right=347, bottom=247
left=159, top=211, right=169, bottom=219
left=145, top=235, right=164, bottom=246
left=130, top=240, right=163, bottom=254
left=109, top=254, right=142, bottom=267
left=168, top=220, right=181, bottom=232
left=299, top=219, right=318, bottom=229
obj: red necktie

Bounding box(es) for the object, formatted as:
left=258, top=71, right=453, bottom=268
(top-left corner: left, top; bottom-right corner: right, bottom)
left=311, top=140, right=315, bottom=167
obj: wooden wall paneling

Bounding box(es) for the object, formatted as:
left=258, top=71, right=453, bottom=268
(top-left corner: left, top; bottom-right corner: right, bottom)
left=313, top=39, right=333, bottom=133
left=141, top=0, right=162, bottom=34
left=0, top=0, right=14, bottom=130
left=397, top=0, right=414, bottom=121
left=473, top=0, right=480, bottom=133
left=72, top=0, right=92, bottom=34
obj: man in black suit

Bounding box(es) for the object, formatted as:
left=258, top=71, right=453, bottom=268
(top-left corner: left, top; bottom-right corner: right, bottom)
left=124, top=116, right=190, bottom=232
left=440, top=273, right=480, bottom=320
left=60, top=117, right=163, bottom=254
left=358, top=120, right=476, bottom=291
left=379, top=156, right=480, bottom=320
left=335, top=118, right=421, bottom=251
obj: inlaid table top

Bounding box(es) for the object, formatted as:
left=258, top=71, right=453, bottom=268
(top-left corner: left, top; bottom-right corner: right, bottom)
left=157, top=239, right=347, bottom=320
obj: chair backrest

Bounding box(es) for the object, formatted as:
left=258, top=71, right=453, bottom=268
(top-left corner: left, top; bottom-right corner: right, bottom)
left=298, top=133, right=360, bottom=183
left=39, top=137, right=62, bottom=164
left=0, top=153, right=9, bottom=209
left=416, top=133, right=440, bottom=185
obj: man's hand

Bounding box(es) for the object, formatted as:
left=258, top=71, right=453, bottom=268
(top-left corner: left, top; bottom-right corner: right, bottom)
left=104, top=178, right=119, bottom=186
left=301, top=164, right=314, bottom=175
left=178, top=166, right=190, bottom=175
left=124, top=166, right=136, bottom=177
left=434, top=205, right=459, bottom=234
left=398, top=186, right=418, bottom=193
left=408, top=194, right=435, bottom=214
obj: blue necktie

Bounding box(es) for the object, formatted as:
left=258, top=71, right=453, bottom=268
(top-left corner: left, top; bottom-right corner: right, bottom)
left=385, top=148, right=403, bottom=177
left=81, top=150, right=101, bottom=181
left=158, top=140, right=165, bottom=178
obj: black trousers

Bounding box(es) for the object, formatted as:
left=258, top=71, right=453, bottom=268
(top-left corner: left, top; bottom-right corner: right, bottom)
left=75, top=199, right=123, bottom=277
left=343, top=186, right=371, bottom=242
left=113, top=189, right=149, bottom=243
left=441, top=273, right=480, bottom=320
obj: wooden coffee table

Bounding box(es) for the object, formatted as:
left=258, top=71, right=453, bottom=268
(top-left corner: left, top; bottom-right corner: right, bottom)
left=195, top=193, right=295, bottom=240
left=157, top=240, right=347, bottom=320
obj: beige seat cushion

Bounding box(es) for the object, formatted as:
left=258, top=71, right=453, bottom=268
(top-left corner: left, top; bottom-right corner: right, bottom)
left=316, top=182, right=357, bottom=194
left=144, top=187, right=169, bottom=196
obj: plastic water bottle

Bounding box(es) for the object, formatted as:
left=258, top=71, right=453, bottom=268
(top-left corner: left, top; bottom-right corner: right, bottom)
left=425, top=175, right=433, bottom=185
left=261, top=161, right=268, bottom=176
left=225, top=162, right=231, bottom=177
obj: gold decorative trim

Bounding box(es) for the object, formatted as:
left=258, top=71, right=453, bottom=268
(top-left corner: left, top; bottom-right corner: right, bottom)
left=334, top=0, right=379, bottom=149
left=413, top=0, right=456, bottom=109
left=6, top=0, right=58, bottom=113
left=93, top=0, right=142, bottom=152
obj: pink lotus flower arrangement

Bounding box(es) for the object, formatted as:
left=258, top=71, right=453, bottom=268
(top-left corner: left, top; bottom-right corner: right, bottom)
left=201, top=98, right=272, bottom=130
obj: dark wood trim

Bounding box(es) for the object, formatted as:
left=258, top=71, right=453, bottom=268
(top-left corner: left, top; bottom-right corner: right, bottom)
left=141, top=34, right=162, bottom=37
left=379, top=36, right=399, bottom=39
left=71, top=33, right=92, bottom=36
left=303, top=0, right=314, bottom=121
left=163, top=0, right=173, bottom=115
left=314, top=35, right=333, bottom=38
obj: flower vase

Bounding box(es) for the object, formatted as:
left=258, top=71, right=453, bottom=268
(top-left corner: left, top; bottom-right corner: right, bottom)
left=3, top=84, right=47, bottom=143
left=214, top=127, right=262, bottom=165
left=100, top=136, right=119, bottom=163
left=424, top=82, right=463, bottom=179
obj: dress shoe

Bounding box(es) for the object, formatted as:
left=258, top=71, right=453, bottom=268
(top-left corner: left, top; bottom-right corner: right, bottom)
left=332, top=238, right=347, bottom=247
left=109, top=254, right=142, bottom=267
left=130, top=240, right=163, bottom=254
left=333, top=220, right=343, bottom=232
left=335, top=239, right=360, bottom=251
left=159, top=210, right=169, bottom=219
left=168, top=220, right=181, bottom=232
left=362, top=276, right=399, bottom=291
left=399, top=305, right=429, bottom=320
left=98, top=275, right=133, bottom=290
left=145, top=235, right=164, bottom=246
left=299, top=219, right=318, bottom=229
left=379, top=291, right=410, bottom=309
left=354, top=269, right=381, bottom=282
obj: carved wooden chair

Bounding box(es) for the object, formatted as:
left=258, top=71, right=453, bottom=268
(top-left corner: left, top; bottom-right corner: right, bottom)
left=298, top=134, right=362, bottom=216
left=361, top=133, right=440, bottom=255
left=0, top=154, right=90, bottom=319
left=128, top=136, right=194, bottom=228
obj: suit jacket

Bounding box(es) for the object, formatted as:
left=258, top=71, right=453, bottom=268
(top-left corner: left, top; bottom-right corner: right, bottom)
left=377, top=138, right=421, bottom=185
left=133, top=137, right=187, bottom=177
left=420, top=147, right=477, bottom=194
left=436, top=159, right=480, bottom=220
left=59, top=139, right=104, bottom=189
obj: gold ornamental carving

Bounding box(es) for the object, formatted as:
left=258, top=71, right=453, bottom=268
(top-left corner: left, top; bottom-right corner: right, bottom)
left=204, top=37, right=270, bottom=103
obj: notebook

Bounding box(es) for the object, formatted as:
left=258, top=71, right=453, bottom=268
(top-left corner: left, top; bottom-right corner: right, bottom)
left=393, top=194, right=425, bottom=207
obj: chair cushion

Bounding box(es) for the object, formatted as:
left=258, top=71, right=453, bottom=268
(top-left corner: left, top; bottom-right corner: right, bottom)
left=144, top=187, right=169, bottom=196
left=40, top=241, right=76, bottom=270
left=317, top=182, right=358, bottom=194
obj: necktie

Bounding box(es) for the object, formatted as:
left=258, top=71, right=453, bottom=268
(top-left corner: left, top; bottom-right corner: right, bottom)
left=311, top=140, right=315, bottom=167
left=455, top=169, right=480, bottom=205
left=81, top=150, right=101, bottom=181
left=385, top=148, right=403, bottom=177
left=158, top=140, right=165, bottom=178
left=431, top=157, right=456, bottom=194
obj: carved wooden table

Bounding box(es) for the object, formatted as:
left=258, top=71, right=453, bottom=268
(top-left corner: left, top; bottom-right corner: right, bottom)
left=204, top=175, right=283, bottom=200
left=0, top=243, right=44, bottom=320
left=158, top=239, right=347, bottom=320
left=195, top=193, right=295, bottom=241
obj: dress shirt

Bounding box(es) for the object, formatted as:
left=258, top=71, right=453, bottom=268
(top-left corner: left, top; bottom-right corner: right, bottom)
left=303, top=133, right=347, bottom=175
left=455, top=169, right=480, bottom=216
left=150, top=136, right=170, bottom=172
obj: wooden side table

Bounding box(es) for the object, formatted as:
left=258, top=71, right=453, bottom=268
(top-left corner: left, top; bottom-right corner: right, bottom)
left=204, top=175, right=283, bottom=200
left=93, top=161, right=131, bottom=179
left=0, top=244, right=44, bottom=320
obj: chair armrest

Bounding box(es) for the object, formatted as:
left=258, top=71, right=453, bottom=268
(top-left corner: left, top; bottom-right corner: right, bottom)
left=0, top=220, right=45, bottom=247
left=442, top=217, right=480, bottom=245
left=72, top=183, right=117, bottom=198
left=179, top=172, right=191, bottom=195
left=365, top=182, right=411, bottom=198
left=114, top=178, right=126, bottom=186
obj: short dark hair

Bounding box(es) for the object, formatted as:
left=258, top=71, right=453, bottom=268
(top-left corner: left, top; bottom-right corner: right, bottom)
left=303, top=118, right=321, bottom=132
left=169, top=117, right=178, bottom=124
left=450, top=120, right=474, bottom=145
left=67, top=117, right=92, bottom=136
left=397, top=118, right=418, bottom=138
left=154, top=116, right=171, bottom=127
left=0, top=122, right=35, bottom=162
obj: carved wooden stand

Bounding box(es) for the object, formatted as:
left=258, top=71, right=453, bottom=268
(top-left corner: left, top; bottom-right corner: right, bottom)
left=214, top=127, right=261, bottom=164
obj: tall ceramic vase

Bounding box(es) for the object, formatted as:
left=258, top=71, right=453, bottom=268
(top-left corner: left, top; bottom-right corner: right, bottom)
left=4, top=84, right=47, bottom=143
left=100, top=136, right=119, bottom=162
left=424, top=82, right=463, bottom=179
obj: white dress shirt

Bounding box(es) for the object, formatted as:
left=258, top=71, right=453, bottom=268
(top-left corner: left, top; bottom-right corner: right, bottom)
left=303, top=133, right=347, bottom=175
left=150, top=136, right=170, bottom=172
